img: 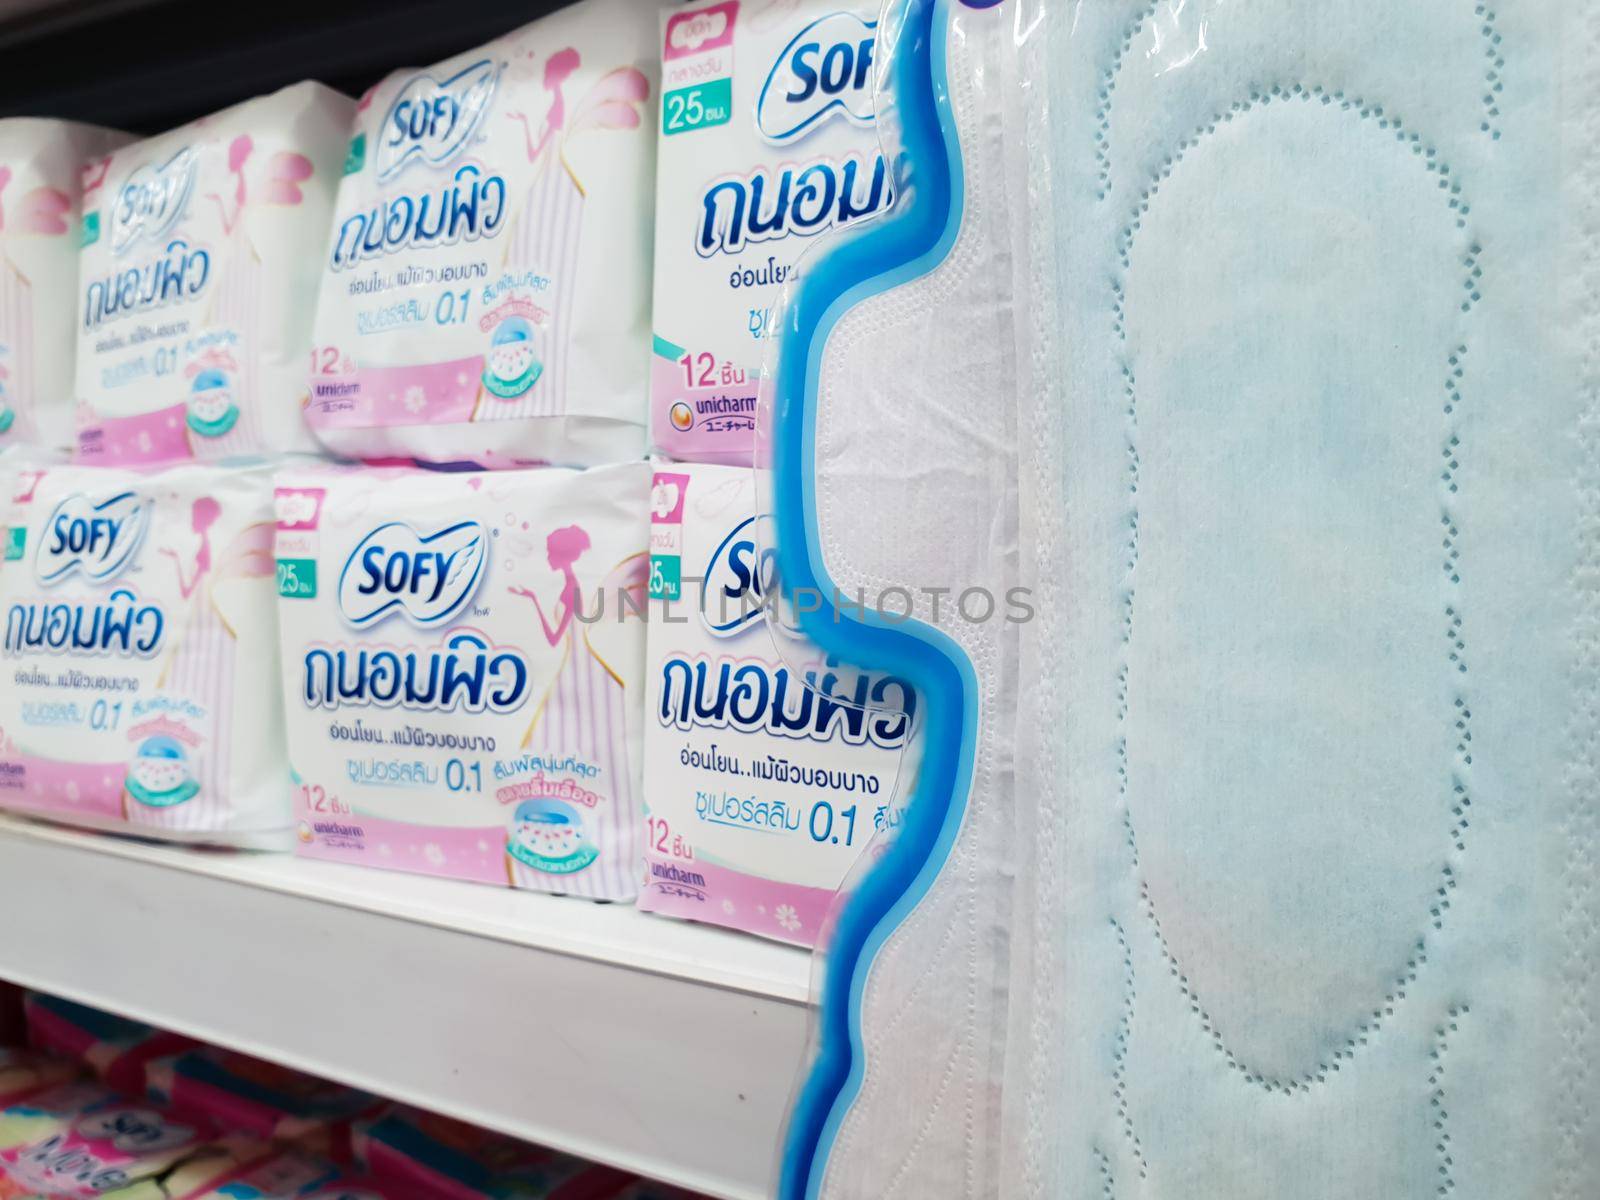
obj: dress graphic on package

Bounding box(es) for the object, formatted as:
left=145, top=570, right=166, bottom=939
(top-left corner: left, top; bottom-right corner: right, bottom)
left=121, top=498, right=273, bottom=834
left=504, top=525, right=644, bottom=899
left=448, top=55, right=648, bottom=432
left=182, top=137, right=309, bottom=457
left=183, top=241, right=256, bottom=453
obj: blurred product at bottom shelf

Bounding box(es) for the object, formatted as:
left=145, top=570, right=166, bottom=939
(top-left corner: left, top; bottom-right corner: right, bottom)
left=352, top=1105, right=704, bottom=1199
left=176, top=1149, right=399, bottom=1199
left=0, top=1077, right=269, bottom=1198
left=0, top=1049, right=77, bottom=1108
left=23, top=993, right=193, bottom=1097
left=144, top=1047, right=383, bottom=1163
left=1, top=992, right=710, bottom=1199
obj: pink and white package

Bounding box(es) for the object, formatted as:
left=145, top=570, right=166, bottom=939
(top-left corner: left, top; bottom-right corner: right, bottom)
left=0, top=461, right=289, bottom=846
left=0, top=119, right=129, bottom=455
left=649, top=0, right=889, bottom=464
left=273, top=462, right=649, bottom=898
left=306, top=0, right=659, bottom=469
left=74, top=82, right=353, bottom=465
left=638, top=462, right=916, bottom=946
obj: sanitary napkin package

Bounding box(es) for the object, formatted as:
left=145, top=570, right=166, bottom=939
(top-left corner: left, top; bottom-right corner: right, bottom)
left=306, top=0, right=659, bottom=469
left=74, top=82, right=352, bottom=465
left=0, top=461, right=289, bottom=846
left=25, top=992, right=193, bottom=1097
left=638, top=461, right=914, bottom=945
left=0, top=119, right=129, bottom=455
left=145, top=1048, right=380, bottom=1161
left=771, top=0, right=1600, bottom=1197
left=274, top=462, right=649, bottom=899
left=650, top=0, right=889, bottom=464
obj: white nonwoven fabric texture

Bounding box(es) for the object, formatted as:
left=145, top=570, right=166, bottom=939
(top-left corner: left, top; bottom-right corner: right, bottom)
left=806, top=2, right=1027, bottom=1195
left=802, top=0, right=1600, bottom=1196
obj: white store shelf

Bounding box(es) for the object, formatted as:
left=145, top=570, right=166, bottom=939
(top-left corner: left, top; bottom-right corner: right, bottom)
left=0, top=813, right=813, bottom=1200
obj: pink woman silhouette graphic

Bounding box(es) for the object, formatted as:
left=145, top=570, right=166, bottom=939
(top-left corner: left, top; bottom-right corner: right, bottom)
left=161, top=495, right=220, bottom=600
left=508, top=522, right=591, bottom=646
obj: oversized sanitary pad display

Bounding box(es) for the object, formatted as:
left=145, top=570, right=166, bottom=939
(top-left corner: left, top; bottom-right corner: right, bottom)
left=74, top=82, right=352, bottom=465
left=771, top=0, right=1600, bottom=1197
left=25, top=992, right=192, bottom=1097
left=306, top=0, right=659, bottom=469
left=0, top=119, right=129, bottom=454
left=274, top=462, right=649, bottom=898
left=639, top=461, right=914, bottom=945
left=651, top=0, right=889, bottom=464
left=0, top=461, right=288, bottom=846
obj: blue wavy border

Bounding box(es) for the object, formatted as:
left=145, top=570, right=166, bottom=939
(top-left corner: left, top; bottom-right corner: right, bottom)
left=772, top=3, right=975, bottom=1197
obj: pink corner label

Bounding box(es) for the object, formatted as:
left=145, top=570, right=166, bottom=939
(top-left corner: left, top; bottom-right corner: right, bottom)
left=664, top=1, right=739, bottom=60
left=274, top=486, right=328, bottom=533
left=650, top=471, right=691, bottom=524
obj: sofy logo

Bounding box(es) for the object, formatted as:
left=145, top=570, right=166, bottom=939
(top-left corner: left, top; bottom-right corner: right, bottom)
left=376, top=59, right=499, bottom=181
left=36, top=490, right=149, bottom=585
left=702, top=515, right=779, bottom=637
left=757, top=12, right=877, bottom=144
left=338, top=520, right=488, bottom=628
left=110, top=147, right=197, bottom=255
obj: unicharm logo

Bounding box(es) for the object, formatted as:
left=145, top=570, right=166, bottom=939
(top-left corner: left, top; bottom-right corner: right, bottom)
left=376, top=59, right=499, bottom=181
left=337, top=520, right=488, bottom=628
left=110, top=148, right=197, bottom=255
left=756, top=12, right=877, bottom=144
left=36, top=491, right=149, bottom=585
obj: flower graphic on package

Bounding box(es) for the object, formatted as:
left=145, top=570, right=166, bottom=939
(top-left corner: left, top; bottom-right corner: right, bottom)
left=402, top=386, right=427, bottom=414
left=775, top=904, right=801, bottom=933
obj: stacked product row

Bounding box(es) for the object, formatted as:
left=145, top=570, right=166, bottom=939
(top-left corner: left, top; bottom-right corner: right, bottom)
left=0, top=0, right=912, bottom=948
left=3, top=991, right=698, bottom=1197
